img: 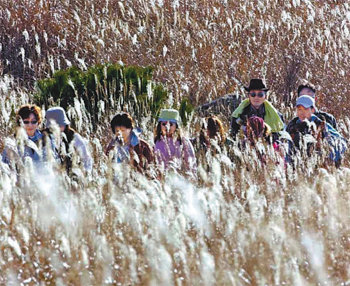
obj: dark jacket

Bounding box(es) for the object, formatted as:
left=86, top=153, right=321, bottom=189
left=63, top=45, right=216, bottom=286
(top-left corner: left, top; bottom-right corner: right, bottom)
left=131, top=139, right=154, bottom=173
left=314, top=110, right=337, bottom=130
left=285, top=116, right=322, bottom=150
left=286, top=114, right=346, bottom=166
left=230, top=104, right=284, bottom=139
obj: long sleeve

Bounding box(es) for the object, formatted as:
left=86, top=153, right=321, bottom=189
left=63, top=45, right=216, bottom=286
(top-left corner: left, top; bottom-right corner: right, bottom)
left=182, top=138, right=197, bottom=176
left=105, top=138, right=116, bottom=156
left=1, top=138, right=18, bottom=164
left=73, top=133, right=93, bottom=172
left=230, top=116, right=241, bottom=138
left=1, top=148, right=10, bottom=164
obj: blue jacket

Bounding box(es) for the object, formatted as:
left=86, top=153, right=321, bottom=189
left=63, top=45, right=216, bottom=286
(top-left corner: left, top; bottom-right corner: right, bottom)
left=2, top=129, right=56, bottom=166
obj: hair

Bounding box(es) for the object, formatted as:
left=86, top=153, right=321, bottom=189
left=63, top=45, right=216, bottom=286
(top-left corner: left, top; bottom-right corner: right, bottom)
left=154, top=121, right=182, bottom=144
left=42, top=124, right=76, bottom=148
left=63, top=125, right=76, bottom=144
left=58, top=125, right=76, bottom=172
left=16, top=104, right=42, bottom=126
left=199, top=115, right=226, bottom=148
left=110, top=112, right=134, bottom=133
left=245, top=116, right=271, bottom=144
left=297, top=83, right=316, bottom=96
left=207, top=115, right=225, bottom=141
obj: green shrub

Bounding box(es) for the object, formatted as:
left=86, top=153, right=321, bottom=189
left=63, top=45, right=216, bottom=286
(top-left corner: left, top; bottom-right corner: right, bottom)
left=179, top=97, right=194, bottom=127
left=34, top=64, right=168, bottom=129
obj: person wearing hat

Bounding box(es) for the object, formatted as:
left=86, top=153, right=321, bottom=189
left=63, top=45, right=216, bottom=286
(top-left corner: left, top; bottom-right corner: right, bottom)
left=286, top=95, right=346, bottom=166
left=297, top=83, right=338, bottom=130
left=154, top=109, right=196, bottom=177
left=44, top=106, right=93, bottom=172
left=105, top=112, right=154, bottom=174
left=230, top=79, right=284, bottom=140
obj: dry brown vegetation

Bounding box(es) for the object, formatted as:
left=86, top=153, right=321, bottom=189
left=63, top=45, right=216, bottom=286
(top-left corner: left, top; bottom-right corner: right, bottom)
left=1, top=0, right=350, bottom=285
left=1, top=0, right=350, bottom=115
left=1, top=142, right=350, bottom=285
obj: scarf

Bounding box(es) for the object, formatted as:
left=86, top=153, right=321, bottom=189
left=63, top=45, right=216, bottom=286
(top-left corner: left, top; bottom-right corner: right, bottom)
left=232, top=99, right=284, bottom=132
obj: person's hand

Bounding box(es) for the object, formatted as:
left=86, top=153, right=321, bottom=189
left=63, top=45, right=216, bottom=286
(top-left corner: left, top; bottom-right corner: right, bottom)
left=116, top=131, right=123, bottom=145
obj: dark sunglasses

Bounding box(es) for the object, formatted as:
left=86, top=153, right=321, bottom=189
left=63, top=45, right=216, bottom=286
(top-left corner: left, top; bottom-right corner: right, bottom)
left=161, top=121, right=175, bottom=127
left=23, top=120, right=38, bottom=125
left=249, top=92, right=265, bottom=98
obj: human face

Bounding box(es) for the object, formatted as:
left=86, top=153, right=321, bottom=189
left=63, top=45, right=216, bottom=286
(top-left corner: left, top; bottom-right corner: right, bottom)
left=22, top=113, right=38, bottom=137
left=160, top=121, right=177, bottom=137
left=299, top=88, right=315, bottom=98
left=248, top=89, right=266, bottom=109
left=296, top=105, right=313, bottom=121
left=115, top=126, right=132, bottom=144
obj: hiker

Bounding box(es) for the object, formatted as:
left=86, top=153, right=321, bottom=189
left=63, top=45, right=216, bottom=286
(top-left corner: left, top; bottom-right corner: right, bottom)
left=2, top=104, right=50, bottom=166
left=230, top=79, right=284, bottom=141
left=191, top=115, right=234, bottom=174
left=286, top=95, right=346, bottom=167
left=44, top=107, right=93, bottom=173
left=297, top=83, right=338, bottom=129
left=154, top=109, right=197, bottom=177
left=105, top=112, right=154, bottom=174
left=192, top=115, right=230, bottom=153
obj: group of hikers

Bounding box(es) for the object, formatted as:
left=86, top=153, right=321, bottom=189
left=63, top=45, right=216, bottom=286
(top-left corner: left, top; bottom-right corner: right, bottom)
left=0, top=78, right=347, bottom=180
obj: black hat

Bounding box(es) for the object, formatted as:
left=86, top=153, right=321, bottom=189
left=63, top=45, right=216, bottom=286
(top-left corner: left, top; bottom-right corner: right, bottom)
left=297, top=84, right=316, bottom=96
left=244, top=79, right=269, bottom=92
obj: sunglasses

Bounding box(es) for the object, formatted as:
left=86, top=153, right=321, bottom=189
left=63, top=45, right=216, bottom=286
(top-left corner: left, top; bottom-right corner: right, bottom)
left=161, top=121, right=176, bottom=127
left=249, top=92, right=266, bottom=98
left=23, top=120, right=38, bottom=125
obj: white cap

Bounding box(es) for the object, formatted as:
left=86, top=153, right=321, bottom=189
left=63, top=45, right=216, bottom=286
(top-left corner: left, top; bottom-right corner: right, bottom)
left=45, top=107, right=70, bottom=128
left=296, top=95, right=315, bottom=109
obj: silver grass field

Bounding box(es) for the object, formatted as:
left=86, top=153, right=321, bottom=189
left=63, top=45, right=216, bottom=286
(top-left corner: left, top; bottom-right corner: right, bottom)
left=1, top=1, right=350, bottom=285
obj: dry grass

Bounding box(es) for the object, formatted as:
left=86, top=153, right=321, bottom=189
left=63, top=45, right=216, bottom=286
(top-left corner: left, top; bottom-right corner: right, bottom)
left=1, top=0, right=350, bottom=115
left=1, top=0, right=350, bottom=285
left=1, top=139, right=350, bottom=284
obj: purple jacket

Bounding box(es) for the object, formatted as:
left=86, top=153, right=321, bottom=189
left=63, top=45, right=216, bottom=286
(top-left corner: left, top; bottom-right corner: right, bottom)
left=154, top=136, right=197, bottom=175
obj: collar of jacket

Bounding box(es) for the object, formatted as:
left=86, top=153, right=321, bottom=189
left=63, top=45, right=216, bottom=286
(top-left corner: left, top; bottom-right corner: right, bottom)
left=28, top=129, right=43, bottom=143
left=248, top=103, right=265, bottom=117
left=130, top=129, right=141, bottom=147
left=232, top=98, right=284, bottom=132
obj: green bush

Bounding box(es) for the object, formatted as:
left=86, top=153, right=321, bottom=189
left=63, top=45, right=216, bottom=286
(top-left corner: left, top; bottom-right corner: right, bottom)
left=34, top=64, right=168, bottom=129
left=179, top=97, right=194, bottom=127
